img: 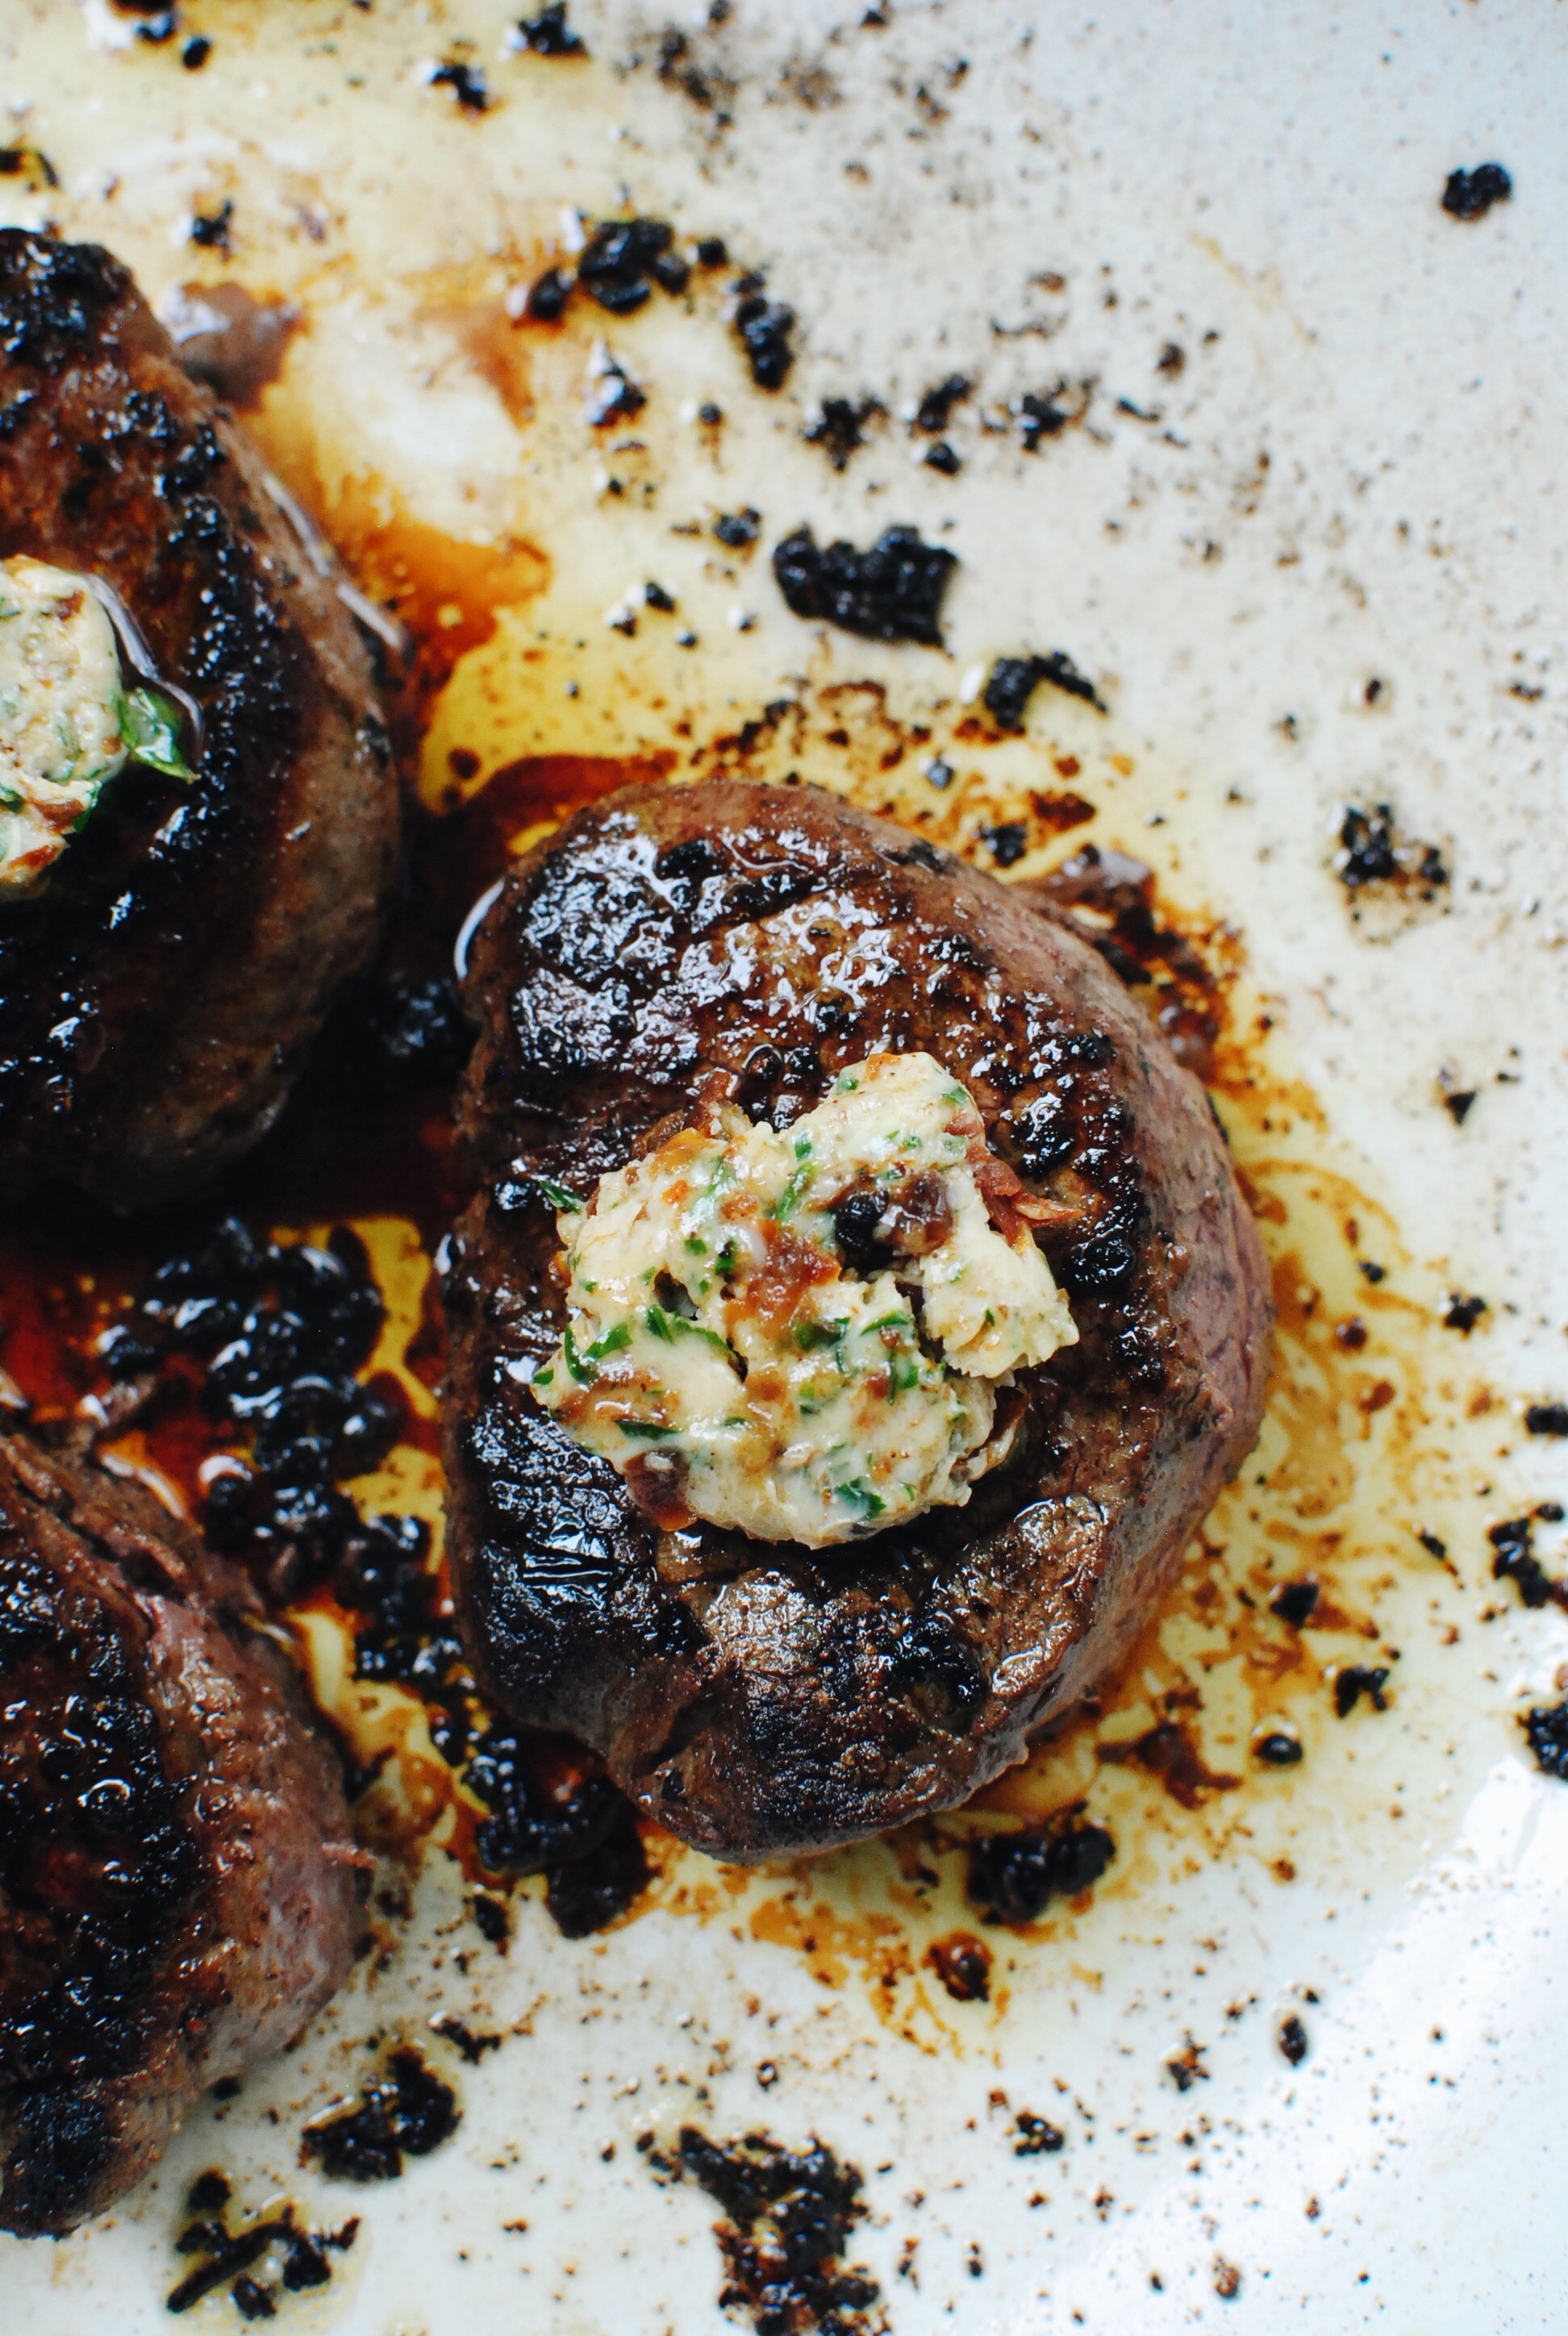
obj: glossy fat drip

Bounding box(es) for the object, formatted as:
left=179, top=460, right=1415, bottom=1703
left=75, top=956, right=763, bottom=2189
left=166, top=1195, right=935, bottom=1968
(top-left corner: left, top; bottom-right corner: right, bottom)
left=0, top=555, right=191, bottom=893
left=532, top=1053, right=1077, bottom=1548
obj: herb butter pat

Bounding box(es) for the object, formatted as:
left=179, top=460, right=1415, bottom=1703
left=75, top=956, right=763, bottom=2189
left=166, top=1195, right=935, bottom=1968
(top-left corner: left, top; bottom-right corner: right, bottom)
left=0, top=555, right=193, bottom=894
left=533, top=1051, right=1078, bottom=1547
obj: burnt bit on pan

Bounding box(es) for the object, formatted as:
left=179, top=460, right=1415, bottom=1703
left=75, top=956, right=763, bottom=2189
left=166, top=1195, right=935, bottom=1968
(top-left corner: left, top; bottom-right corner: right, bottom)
left=965, top=1812, right=1116, bottom=1924
left=1333, top=804, right=1449, bottom=919
left=302, top=2046, right=458, bottom=2182
left=773, top=524, right=957, bottom=644
left=465, top=1725, right=651, bottom=1935
left=650, top=2126, right=882, bottom=2336
left=983, top=651, right=1107, bottom=728
left=1488, top=1515, right=1566, bottom=1612
left=803, top=397, right=884, bottom=470
left=166, top=2184, right=358, bottom=2317
left=1441, top=163, right=1512, bottom=221
left=511, top=3, right=588, bottom=57
left=924, top=1932, right=991, bottom=2001
left=732, top=280, right=797, bottom=390
left=91, top=1215, right=648, bottom=1938
left=1523, top=1698, right=1568, bottom=1782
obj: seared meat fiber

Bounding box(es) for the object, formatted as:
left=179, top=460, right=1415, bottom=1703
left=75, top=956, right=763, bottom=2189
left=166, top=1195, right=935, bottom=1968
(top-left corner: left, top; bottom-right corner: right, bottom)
left=0, top=231, right=399, bottom=1208
left=0, top=1434, right=367, bottom=2236
left=445, top=780, right=1271, bottom=1860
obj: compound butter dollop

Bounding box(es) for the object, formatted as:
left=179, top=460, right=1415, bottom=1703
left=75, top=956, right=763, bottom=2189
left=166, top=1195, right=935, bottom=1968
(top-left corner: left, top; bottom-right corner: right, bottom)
left=0, top=555, right=191, bottom=894
left=532, top=1050, right=1078, bottom=1548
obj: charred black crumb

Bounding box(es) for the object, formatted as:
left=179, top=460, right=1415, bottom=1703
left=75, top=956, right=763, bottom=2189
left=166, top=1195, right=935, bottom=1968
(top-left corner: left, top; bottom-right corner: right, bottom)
left=1525, top=1403, right=1568, bottom=1438
left=1523, top=1698, right=1568, bottom=1781
left=1015, top=381, right=1090, bottom=449
left=585, top=348, right=645, bottom=428
left=211, top=2077, right=242, bottom=2102
left=188, top=200, right=233, bottom=253
left=1332, top=1663, right=1391, bottom=1718
left=803, top=396, right=883, bottom=469
left=696, top=236, right=729, bottom=268
left=1358, top=1260, right=1387, bottom=1286
left=525, top=265, right=573, bottom=322
left=1268, top=1576, right=1320, bottom=1628
left=167, top=2195, right=348, bottom=2313
left=1252, top=1724, right=1303, bottom=1767
left=1443, top=1088, right=1476, bottom=1126
left=281, top=2233, right=332, bottom=2291
left=773, top=522, right=957, bottom=646
left=966, top=1815, right=1116, bottom=1925
left=912, top=372, right=971, bottom=434
left=661, top=2125, right=882, bottom=2336
left=644, top=578, right=678, bottom=612
left=1538, top=1502, right=1565, bottom=1523
left=1012, top=2113, right=1065, bottom=2157
left=1277, top=2014, right=1308, bottom=2066
left=983, top=649, right=1107, bottom=728
left=1489, top=1516, right=1558, bottom=1610
left=512, top=3, right=587, bottom=56
left=981, top=821, right=1028, bottom=869
left=1441, top=163, right=1512, bottom=220
left=1416, top=1529, right=1448, bottom=1560
left=187, top=2170, right=232, bottom=2213
left=578, top=217, right=682, bottom=315
left=1334, top=804, right=1448, bottom=901
left=925, top=1933, right=991, bottom=2001
left=165, top=2219, right=294, bottom=2314
left=131, top=8, right=177, bottom=44
left=924, top=439, right=961, bottom=473
left=428, top=59, right=492, bottom=111
left=715, top=507, right=761, bottom=549
left=1443, top=1292, right=1487, bottom=1333
left=1166, top=2037, right=1208, bottom=2092
left=465, top=1725, right=652, bottom=1936
left=545, top=1807, right=651, bottom=1938
left=302, top=2047, right=459, bottom=2182
left=181, top=34, right=211, bottom=68
left=733, top=290, right=797, bottom=390
left=431, top=2014, right=503, bottom=2066
left=471, top=1893, right=511, bottom=1948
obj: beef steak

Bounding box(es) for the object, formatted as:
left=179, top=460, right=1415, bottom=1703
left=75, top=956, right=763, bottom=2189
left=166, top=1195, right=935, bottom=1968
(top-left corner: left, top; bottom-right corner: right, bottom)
left=0, top=1433, right=368, bottom=2235
left=444, top=779, right=1270, bottom=1859
left=0, top=230, right=400, bottom=1207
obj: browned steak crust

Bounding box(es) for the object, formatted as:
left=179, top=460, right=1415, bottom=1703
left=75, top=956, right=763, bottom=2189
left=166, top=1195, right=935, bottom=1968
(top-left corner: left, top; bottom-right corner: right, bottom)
left=0, top=230, right=400, bottom=1208
left=444, top=779, right=1271, bottom=1860
left=0, top=1434, right=367, bottom=2236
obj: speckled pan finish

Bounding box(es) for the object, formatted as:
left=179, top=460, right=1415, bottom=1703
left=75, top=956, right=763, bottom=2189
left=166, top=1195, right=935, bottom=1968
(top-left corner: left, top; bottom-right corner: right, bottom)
left=2, top=2, right=1566, bottom=2330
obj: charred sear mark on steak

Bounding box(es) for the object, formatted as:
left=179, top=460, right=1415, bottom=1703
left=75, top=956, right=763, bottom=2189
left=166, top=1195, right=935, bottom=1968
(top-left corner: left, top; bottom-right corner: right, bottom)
left=0, top=229, right=399, bottom=1207
left=0, top=1433, right=365, bottom=2236
left=445, top=779, right=1270, bottom=1860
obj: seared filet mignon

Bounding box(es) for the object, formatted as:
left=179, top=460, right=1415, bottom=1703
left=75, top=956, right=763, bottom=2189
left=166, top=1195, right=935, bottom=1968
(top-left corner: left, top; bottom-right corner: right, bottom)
left=0, top=1433, right=367, bottom=2236
left=0, top=230, right=400, bottom=1207
left=444, top=780, right=1270, bottom=1860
